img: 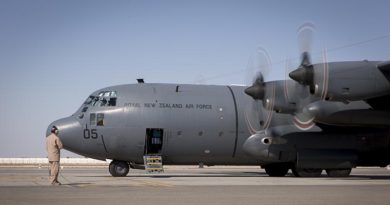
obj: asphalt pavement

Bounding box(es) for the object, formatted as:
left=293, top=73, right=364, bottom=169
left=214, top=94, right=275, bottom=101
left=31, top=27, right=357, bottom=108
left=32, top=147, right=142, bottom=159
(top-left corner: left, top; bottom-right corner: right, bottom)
left=1, top=166, right=390, bottom=205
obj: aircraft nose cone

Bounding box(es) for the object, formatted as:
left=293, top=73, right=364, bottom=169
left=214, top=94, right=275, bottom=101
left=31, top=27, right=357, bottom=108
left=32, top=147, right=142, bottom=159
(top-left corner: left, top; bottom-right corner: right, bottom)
left=244, top=84, right=265, bottom=100
left=47, top=117, right=82, bottom=150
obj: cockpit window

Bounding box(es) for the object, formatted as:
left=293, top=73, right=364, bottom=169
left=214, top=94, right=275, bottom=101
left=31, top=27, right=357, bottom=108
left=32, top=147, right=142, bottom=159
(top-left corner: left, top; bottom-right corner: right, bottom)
left=100, top=98, right=108, bottom=106
left=81, top=107, right=88, bottom=113
left=97, top=113, right=104, bottom=126
left=84, top=91, right=117, bottom=107
left=108, top=98, right=117, bottom=106
left=90, top=113, right=104, bottom=126
left=92, top=97, right=100, bottom=106
left=90, top=113, right=96, bottom=125
left=84, top=96, right=95, bottom=105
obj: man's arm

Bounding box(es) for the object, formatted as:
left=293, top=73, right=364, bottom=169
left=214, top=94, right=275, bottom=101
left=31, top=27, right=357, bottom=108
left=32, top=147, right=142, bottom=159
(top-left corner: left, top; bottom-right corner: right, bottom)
left=56, top=137, right=63, bottom=149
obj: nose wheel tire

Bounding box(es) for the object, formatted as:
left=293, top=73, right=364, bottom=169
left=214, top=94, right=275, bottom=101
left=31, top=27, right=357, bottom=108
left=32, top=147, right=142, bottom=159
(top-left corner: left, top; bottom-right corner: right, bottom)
left=326, top=168, right=352, bottom=177
left=292, top=167, right=322, bottom=177
left=109, top=160, right=129, bottom=177
left=264, top=164, right=290, bottom=177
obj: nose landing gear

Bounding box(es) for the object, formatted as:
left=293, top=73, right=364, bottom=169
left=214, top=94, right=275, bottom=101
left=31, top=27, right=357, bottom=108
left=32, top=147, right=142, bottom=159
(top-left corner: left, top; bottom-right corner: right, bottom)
left=263, top=164, right=290, bottom=177
left=109, top=160, right=129, bottom=177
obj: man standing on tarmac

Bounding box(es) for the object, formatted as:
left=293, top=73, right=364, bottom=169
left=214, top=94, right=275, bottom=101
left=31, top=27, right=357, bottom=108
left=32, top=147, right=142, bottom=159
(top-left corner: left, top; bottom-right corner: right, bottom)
left=46, top=126, right=63, bottom=185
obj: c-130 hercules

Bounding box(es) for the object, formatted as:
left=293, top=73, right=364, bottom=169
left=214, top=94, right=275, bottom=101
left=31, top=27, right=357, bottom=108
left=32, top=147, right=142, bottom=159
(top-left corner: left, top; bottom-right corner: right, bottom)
left=48, top=25, right=390, bottom=177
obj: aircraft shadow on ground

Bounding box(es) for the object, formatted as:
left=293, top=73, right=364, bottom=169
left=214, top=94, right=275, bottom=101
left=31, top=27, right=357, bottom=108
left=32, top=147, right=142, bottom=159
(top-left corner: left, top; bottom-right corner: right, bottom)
left=342, top=175, right=390, bottom=180
left=80, top=172, right=267, bottom=178
left=78, top=172, right=390, bottom=180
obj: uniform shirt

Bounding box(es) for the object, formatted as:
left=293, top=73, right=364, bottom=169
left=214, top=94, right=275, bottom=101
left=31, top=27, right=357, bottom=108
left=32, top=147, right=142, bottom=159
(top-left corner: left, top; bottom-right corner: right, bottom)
left=46, top=133, right=63, bottom=161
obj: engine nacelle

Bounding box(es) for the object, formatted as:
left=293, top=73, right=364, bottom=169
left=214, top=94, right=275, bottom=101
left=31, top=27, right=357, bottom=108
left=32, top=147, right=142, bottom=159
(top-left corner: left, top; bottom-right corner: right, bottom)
left=263, top=80, right=297, bottom=114
left=242, top=131, right=275, bottom=162
left=242, top=127, right=294, bottom=162
left=311, top=61, right=390, bottom=102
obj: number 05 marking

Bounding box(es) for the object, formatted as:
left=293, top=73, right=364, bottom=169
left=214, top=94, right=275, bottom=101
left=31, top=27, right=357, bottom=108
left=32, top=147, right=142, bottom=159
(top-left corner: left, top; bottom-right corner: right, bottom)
left=84, top=124, right=98, bottom=139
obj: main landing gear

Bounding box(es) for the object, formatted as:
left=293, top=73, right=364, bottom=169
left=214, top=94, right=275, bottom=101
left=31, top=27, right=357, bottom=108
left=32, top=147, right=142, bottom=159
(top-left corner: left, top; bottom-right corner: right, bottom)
left=109, top=160, right=129, bottom=177
left=291, top=168, right=322, bottom=177
left=291, top=167, right=352, bottom=177
left=263, top=164, right=352, bottom=177
left=325, top=168, right=352, bottom=177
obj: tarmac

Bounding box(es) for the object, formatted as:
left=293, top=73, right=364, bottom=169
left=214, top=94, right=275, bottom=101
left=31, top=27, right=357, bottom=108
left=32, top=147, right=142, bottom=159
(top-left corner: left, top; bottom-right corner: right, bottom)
left=1, top=166, right=390, bottom=205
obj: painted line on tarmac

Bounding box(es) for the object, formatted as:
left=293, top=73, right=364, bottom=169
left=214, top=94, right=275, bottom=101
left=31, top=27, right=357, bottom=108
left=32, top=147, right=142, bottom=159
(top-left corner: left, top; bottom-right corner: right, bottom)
left=137, top=179, right=175, bottom=187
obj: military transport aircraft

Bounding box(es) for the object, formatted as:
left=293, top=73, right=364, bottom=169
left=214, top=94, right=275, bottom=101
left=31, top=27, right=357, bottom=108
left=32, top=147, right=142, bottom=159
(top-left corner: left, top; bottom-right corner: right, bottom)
left=47, top=25, right=390, bottom=177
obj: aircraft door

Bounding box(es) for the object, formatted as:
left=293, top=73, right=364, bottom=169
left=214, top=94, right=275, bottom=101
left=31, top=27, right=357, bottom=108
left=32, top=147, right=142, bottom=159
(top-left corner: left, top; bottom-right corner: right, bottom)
left=145, top=128, right=164, bottom=155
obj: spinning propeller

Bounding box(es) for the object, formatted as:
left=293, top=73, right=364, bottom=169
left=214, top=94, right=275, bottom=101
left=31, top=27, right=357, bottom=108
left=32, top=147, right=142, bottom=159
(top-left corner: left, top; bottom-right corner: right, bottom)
left=245, top=22, right=329, bottom=131
left=244, top=47, right=276, bottom=133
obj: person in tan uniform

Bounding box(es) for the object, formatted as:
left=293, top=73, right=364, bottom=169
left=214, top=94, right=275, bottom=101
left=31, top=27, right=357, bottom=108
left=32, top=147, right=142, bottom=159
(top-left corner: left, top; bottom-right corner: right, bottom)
left=46, top=126, right=63, bottom=185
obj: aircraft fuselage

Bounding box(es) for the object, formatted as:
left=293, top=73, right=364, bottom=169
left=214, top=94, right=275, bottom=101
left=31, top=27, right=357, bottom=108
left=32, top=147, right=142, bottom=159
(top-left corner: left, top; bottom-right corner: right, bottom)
left=48, top=83, right=390, bottom=176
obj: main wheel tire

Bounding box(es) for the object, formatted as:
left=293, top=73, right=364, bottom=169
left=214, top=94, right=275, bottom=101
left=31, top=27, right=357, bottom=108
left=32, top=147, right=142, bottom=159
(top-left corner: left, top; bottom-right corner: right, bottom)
left=292, top=168, right=322, bottom=177
left=264, top=164, right=290, bottom=177
left=326, top=168, right=352, bottom=177
left=109, top=160, right=129, bottom=177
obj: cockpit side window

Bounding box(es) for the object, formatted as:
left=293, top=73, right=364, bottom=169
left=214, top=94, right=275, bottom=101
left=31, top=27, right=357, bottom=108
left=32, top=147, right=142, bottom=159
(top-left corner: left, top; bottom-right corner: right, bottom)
left=81, top=107, right=88, bottom=113
left=108, top=98, right=117, bottom=106
left=97, top=113, right=104, bottom=126
left=90, top=113, right=103, bottom=126
left=90, top=113, right=96, bottom=125
left=84, top=96, right=95, bottom=105
left=100, top=98, right=108, bottom=106
left=92, top=97, right=100, bottom=106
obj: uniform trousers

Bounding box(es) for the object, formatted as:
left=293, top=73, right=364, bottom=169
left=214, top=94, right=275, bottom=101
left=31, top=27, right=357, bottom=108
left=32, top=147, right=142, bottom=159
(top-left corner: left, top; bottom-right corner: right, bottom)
left=49, top=161, right=60, bottom=184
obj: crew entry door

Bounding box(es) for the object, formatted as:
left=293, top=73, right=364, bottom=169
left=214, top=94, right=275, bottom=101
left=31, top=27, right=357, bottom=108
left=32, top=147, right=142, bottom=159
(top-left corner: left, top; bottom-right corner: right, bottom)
left=145, top=128, right=164, bottom=155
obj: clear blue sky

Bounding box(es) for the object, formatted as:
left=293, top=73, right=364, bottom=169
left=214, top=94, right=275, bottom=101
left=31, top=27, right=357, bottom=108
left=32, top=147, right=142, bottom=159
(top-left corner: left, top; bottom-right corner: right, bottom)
left=1, top=0, right=390, bottom=157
